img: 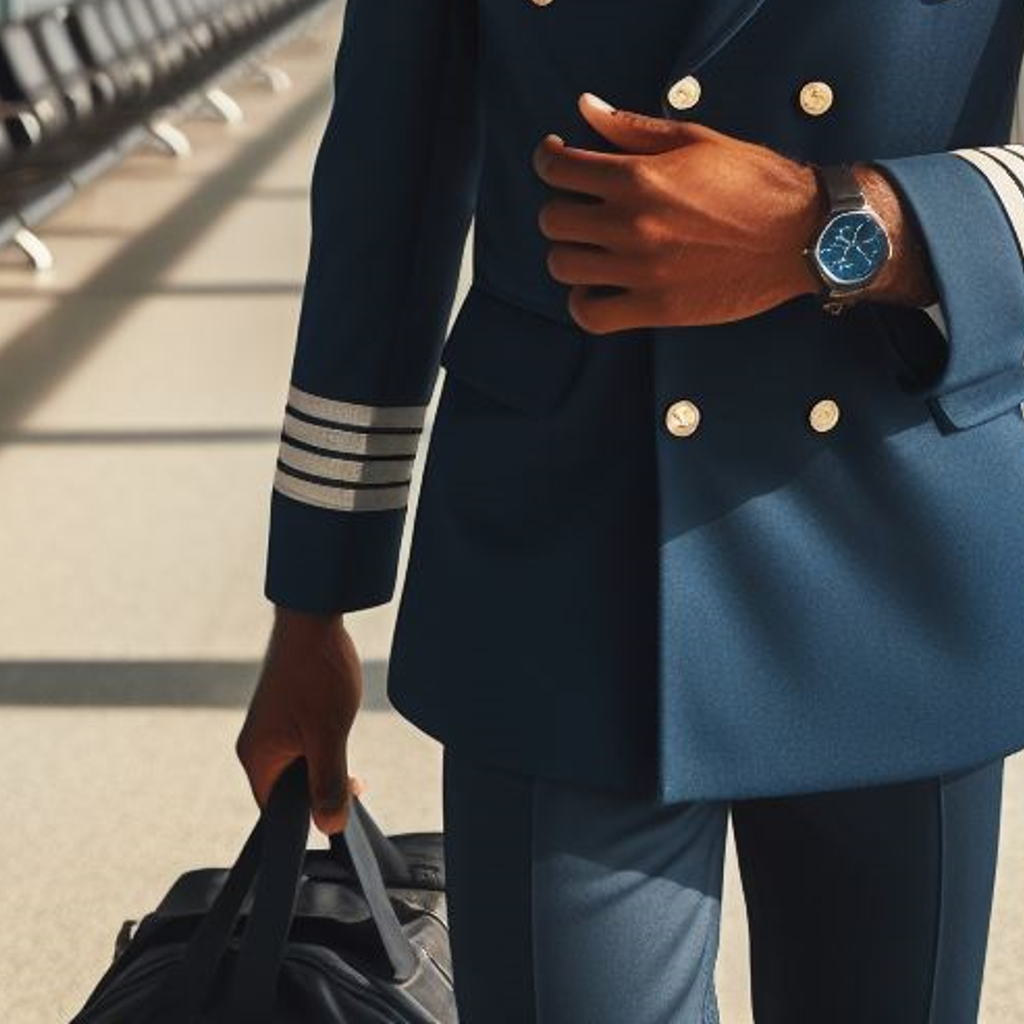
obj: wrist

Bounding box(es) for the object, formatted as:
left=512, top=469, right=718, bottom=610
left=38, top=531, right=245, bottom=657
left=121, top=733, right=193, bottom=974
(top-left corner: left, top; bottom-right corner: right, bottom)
left=786, top=160, right=934, bottom=310
left=273, top=605, right=346, bottom=635
left=850, top=163, right=899, bottom=299
left=783, top=159, right=829, bottom=299
left=848, top=162, right=938, bottom=306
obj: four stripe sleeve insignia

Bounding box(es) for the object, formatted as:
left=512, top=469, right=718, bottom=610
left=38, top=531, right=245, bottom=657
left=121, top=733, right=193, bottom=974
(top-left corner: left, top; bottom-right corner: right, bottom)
left=273, top=386, right=427, bottom=513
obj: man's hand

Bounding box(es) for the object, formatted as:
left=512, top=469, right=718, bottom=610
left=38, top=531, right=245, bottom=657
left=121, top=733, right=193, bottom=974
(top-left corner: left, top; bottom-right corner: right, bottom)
left=235, top=607, right=365, bottom=836
left=533, top=92, right=935, bottom=334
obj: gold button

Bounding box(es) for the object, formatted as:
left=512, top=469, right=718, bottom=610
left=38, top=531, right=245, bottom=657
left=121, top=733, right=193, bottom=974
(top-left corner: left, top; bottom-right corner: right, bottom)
left=808, top=398, right=840, bottom=433
left=667, top=75, right=702, bottom=111
left=798, top=80, right=834, bottom=116
left=529, top=0, right=555, bottom=5
left=665, top=399, right=701, bottom=437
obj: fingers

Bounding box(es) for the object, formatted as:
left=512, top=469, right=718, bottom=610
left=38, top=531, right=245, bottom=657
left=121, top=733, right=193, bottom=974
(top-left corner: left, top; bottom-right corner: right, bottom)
left=236, top=726, right=366, bottom=838
left=537, top=193, right=618, bottom=246
left=532, top=133, right=637, bottom=201
left=545, top=242, right=650, bottom=289
left=577, top=92, right=692, bottom=156
left=538, top=192, right=677, bottom=264
left=567, top=284, right=669, bottom=335
left=532, top=100, right=713, bottom=202
left=302, top=722, right=356, bottom=835
left=577, top=93, right=724, bottom=154
left=235, top=723, right=302, bottom=812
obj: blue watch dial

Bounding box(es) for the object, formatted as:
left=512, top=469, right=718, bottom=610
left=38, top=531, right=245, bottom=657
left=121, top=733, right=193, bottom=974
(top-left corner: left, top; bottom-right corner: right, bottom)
left=814, top=209, right=890, bottom=287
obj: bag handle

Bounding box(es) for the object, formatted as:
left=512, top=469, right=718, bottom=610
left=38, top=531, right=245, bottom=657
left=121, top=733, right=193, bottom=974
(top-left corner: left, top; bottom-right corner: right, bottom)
left=330, top=796, right=412, bottom=882
left=226, top=760, right=422, bottom=1021
left=141, top=757, right=420, bottom=1024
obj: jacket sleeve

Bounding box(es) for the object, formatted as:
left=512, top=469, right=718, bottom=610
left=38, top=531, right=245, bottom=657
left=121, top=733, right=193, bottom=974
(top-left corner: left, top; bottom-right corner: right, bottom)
left=865, top=64, right=1024, bottom=433
left=263, top=0, right=483, bottom=614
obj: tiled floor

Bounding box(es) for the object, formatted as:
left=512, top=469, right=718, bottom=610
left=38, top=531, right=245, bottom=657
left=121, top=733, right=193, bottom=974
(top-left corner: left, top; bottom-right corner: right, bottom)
left=1, top=7, right=1023, bottom=1022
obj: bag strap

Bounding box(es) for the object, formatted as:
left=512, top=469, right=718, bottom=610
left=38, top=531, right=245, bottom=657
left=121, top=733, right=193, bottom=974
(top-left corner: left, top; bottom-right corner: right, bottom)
left=331, top=797, right=412, bottom=882
left=138, top=759, right=305, bottom=1022
left=222, top=757, right=313, bottom=1023
left=141, top=757, right=420, bottom=1024
left=336, top=795, right=421, bottom=982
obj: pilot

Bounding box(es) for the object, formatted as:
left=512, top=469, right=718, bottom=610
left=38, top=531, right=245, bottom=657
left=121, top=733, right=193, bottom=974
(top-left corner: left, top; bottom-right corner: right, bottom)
left=237, top=0, right=1024, bottom=1018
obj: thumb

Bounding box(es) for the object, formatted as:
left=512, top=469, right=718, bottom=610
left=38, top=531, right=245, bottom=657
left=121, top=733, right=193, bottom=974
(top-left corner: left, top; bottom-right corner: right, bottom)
left=577, top=92, right=712, bottom=154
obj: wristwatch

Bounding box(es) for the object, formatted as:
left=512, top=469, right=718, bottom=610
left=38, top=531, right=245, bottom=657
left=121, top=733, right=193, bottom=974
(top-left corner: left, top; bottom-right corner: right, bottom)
left=802, top=162, right=893, bottom=315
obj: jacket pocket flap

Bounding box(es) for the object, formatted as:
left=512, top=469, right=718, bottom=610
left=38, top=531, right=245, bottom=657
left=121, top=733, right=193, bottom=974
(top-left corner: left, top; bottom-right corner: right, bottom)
left=928, top=362, right=1024, bottom=432
left=440, top=281, right=587, bottom=415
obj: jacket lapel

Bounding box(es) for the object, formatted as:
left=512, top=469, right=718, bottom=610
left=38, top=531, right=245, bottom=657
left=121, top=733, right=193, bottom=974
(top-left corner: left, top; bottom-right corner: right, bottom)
left=668, top=0, right=773, bottom=83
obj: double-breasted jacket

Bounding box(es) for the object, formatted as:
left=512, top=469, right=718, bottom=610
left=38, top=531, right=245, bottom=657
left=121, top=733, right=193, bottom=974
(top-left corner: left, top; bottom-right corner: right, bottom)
left=265, top=0, right=1024, bottom=801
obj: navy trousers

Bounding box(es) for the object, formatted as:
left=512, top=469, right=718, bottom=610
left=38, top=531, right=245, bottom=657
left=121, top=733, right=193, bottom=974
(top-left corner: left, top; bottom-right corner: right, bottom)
left=441, top=746, right=1005, bottom=1024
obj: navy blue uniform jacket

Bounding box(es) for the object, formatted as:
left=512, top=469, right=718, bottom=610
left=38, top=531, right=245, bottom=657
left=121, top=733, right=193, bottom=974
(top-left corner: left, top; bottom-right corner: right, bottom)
left=265, top=0, right=1024, bottom=801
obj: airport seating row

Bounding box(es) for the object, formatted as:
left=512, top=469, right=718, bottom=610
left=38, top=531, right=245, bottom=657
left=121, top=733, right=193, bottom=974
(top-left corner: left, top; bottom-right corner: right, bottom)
left=0, top=0, right=330, bottom=268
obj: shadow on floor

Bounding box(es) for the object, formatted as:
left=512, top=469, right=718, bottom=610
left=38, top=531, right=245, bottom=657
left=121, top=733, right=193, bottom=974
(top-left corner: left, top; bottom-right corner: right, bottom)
left=0, top=657, right=392, bottom=709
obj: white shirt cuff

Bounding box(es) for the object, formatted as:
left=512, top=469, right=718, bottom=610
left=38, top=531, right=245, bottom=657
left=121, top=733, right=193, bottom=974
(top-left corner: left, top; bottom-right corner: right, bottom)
left=920, top=301, right=948, bottom=340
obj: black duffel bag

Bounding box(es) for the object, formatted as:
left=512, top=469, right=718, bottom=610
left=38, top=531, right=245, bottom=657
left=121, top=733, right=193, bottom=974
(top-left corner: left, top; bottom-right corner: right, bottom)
left=69, top=756, right=457, bottom=1023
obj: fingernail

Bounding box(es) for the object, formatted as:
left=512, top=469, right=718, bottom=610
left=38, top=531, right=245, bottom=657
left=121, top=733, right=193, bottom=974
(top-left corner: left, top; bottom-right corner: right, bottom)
left=582, top=92, right=615, bottom=113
